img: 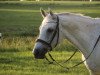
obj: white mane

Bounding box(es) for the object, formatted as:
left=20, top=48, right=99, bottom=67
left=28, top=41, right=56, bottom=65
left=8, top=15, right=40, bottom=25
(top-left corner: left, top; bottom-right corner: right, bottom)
left=57, top=12, right=100, bottom=20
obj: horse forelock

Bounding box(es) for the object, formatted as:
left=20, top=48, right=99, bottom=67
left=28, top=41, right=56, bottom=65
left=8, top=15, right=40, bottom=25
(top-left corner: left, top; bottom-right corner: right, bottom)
left=40, top=15, right=57, bottom=31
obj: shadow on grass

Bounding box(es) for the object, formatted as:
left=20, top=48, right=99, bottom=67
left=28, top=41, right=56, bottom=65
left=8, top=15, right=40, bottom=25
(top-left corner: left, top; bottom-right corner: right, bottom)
left=0, top=48, right=19, bottom=52
left=0, top=55, right=34, bottom=68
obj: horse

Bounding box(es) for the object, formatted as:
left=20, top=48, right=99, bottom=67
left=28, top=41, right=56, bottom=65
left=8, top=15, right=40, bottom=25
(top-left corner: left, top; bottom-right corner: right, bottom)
left=32, top=9, right=100, bottom=75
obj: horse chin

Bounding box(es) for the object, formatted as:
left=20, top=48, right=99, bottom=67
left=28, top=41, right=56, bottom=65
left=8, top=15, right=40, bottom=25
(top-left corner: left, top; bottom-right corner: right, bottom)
left=34, top=54, right=45, bottom=59
left=33, top=49, right=47, bottom=59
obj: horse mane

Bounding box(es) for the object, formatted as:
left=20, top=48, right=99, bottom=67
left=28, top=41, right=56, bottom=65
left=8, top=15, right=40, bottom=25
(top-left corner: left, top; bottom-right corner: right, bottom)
left=57, top=12, right=93, bottom=19
left=57, top=12, right=83, bottom=16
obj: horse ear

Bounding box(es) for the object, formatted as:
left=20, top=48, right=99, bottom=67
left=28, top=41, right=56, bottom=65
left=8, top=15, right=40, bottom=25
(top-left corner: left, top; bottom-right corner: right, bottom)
left=48, top=8, right=54, bottom=16
left=40, top=8, right=47, bottom=18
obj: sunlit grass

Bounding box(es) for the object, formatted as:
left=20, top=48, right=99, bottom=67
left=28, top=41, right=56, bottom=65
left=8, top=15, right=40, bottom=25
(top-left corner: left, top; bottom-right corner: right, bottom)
left=0, top=37, right=89, bottom=75
left=0, top=37, right=35, bottom=51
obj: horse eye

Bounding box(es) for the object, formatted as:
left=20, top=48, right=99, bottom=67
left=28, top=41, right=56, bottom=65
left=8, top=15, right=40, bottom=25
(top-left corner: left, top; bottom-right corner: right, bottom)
left=47, top=28, right=54, bottom=33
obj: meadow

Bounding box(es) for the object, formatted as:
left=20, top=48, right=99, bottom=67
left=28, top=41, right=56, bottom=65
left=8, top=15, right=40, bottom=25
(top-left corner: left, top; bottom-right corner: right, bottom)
left=0, top=1, right=100, bottom=75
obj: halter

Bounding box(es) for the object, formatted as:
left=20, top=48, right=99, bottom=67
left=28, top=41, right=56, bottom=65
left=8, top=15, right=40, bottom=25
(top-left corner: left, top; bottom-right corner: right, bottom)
left=36, top=15, right=59, bottom=51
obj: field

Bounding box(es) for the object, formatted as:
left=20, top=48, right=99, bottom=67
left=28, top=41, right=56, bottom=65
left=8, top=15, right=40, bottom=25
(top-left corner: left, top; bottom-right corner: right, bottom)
left=0, top=1, right=100, bottom=75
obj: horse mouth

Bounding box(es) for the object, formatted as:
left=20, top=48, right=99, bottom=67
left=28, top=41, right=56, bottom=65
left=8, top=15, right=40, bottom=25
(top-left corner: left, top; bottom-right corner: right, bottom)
left=33, top=49, right=47, bottom=59
left=34, top=54, right=45, bottom=59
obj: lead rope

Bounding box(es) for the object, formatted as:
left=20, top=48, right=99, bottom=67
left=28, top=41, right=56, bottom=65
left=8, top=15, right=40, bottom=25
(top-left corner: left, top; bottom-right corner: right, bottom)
left=45, top=49, right=77, bottom=63
left=45, top=49, right=77, bottom=70
left=46, top=50, right=76, bottom=70
left=45, top=35, right=100, bottom=71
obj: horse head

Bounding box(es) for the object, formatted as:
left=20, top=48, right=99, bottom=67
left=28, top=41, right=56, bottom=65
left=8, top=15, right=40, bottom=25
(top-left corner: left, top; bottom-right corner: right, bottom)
left=33, top=9, right=61, bottom=59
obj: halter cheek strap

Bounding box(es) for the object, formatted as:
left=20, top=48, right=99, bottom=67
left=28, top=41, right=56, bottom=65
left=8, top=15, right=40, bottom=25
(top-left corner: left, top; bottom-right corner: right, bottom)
left=36, top=39, right=52, bottom=50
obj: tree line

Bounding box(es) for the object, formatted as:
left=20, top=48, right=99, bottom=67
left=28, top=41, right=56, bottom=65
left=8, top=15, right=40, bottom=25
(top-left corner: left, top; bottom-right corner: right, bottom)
left=0, top=0, right=100, bottom=1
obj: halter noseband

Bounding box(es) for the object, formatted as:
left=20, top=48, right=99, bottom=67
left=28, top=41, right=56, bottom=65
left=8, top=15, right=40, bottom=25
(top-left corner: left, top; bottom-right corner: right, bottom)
left=36, top=15, right=59, bottom=51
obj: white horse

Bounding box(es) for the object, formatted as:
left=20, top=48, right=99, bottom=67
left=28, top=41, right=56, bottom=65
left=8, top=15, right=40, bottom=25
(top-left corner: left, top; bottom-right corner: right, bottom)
left=33, top=9, right=100, bottom=75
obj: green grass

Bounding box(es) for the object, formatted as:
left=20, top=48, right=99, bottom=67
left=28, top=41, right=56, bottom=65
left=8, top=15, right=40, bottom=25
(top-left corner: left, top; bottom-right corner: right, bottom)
left=0, top=37, right=89, bottom=75
left=0, top=1, right=100, bottom=36
left=0, top=1, right=100, bottom=75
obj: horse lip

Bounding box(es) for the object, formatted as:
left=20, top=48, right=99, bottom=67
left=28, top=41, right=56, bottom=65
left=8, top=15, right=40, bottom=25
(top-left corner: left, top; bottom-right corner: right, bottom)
left=33, top=47, right=48, bottom=59
left=34, top=52, right=46, bottom=59
left=34, top=55, right=45, bottom=59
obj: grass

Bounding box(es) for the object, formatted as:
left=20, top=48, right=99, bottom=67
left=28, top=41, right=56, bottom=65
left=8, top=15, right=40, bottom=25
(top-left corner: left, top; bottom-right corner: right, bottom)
left=0, top=1, right=100, bottom=75
left=0, top=37, right=89, bottom=75
left=0, top=1, right=100, bottom=36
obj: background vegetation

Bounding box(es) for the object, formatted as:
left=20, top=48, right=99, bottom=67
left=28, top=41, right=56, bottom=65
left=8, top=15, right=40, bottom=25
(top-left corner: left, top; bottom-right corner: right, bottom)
left=0, top=1, right=100, bottom=75
left=0, top=0, right=100, bottom=1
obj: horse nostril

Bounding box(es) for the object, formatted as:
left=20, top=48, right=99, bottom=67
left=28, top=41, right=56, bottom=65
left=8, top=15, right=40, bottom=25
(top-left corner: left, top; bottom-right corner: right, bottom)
left=33, top=48, right=47, bottom=59
left=33, top=49, right=39, bottom=57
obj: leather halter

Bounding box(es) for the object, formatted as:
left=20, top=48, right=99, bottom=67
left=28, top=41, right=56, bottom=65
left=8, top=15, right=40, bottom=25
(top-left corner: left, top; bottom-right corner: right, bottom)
left=36, top=15, right=59, bottom=51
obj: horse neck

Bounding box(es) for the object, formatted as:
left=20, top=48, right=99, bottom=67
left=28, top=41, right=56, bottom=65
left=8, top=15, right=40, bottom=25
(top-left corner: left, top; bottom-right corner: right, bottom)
left=59, top=14, right=99, bottom=57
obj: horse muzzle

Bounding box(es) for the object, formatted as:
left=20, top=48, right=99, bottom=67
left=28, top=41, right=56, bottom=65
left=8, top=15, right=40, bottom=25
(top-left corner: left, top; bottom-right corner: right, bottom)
left=33, top=47, right=48, bottom=59
left=33, top=39, right=55, bottom=59
left=33, top=40, right=52, bottom=59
